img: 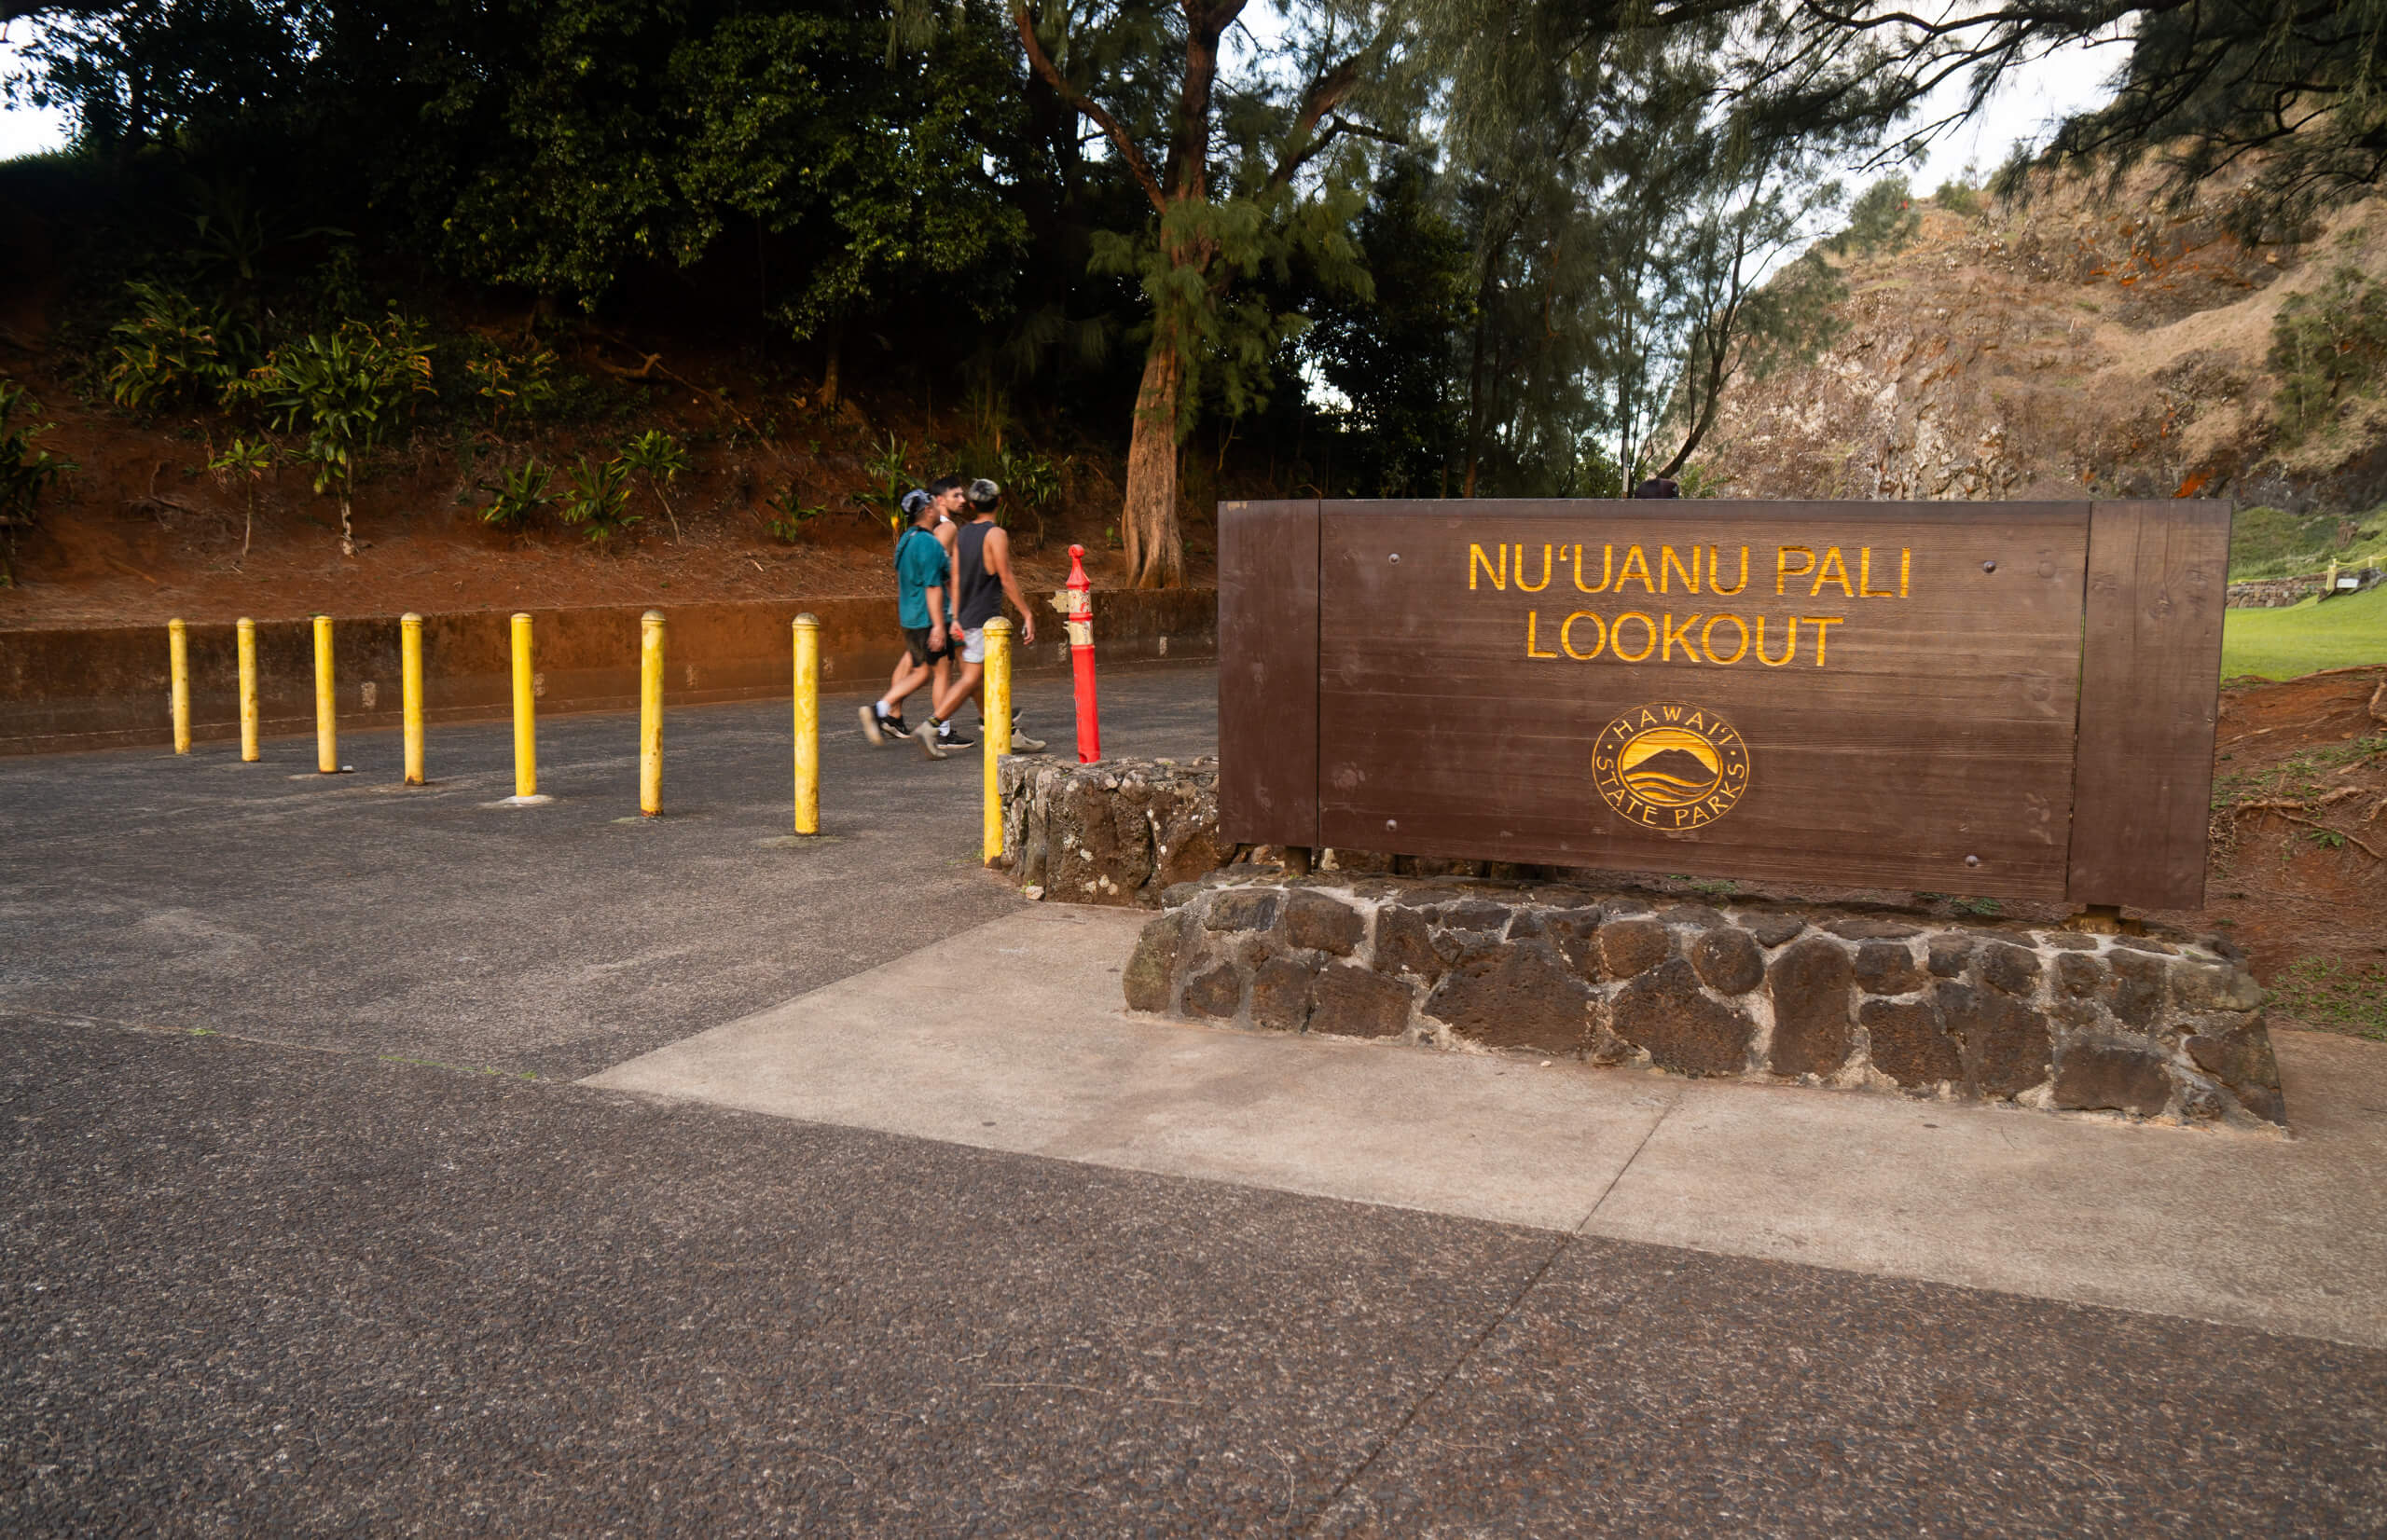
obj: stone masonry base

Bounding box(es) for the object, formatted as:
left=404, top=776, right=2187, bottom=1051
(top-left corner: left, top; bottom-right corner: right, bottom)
left=1124, top=873, right=2285, bottom=1130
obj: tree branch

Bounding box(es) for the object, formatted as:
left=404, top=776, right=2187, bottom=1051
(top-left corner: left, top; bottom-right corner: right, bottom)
left=1267, top=115, right=1405, bottom=191
left=1011, top=2, right=1167, bottom=214
left=1266, top=52, right=1398, bottom=191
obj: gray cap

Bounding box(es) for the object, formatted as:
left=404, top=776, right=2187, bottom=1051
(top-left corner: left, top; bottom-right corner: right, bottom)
left=967, top=478, right=1001, bottom=509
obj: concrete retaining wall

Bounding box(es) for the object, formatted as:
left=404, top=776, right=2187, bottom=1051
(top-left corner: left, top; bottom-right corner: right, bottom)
left=0, top=590, right=1217, bottom=755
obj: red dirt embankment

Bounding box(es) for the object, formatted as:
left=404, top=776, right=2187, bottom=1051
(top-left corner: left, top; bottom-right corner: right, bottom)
left=2163, top=666, right=2387, bottom=1000
left=0, top=336, right=1224, bottom=632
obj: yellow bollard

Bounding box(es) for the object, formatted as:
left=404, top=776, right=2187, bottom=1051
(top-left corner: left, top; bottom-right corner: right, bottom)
left=792, top=613, right=819, bottom=835
left=236, top=617, right=259, bottom=762
left=640, top=610, right=665, bottom=817
left=400, top=612, right=426, bottom=786
left=167, top=618, right=191, bottom=754
left=312, top=613, right=338, bottom=773
left=510, top=612, right=537, bottom=798
left=982, top=616, right=1013, bottom=864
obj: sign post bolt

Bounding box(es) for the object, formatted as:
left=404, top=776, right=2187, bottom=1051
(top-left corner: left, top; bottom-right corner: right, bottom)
left=792, top=613, right=820, bottom=835
left=982, top=616, right=1013, bottom=864
left=640, top=611, right=665, bottom=817
left=236, top=617, right=259, bottom=763
left=312, top=613, right=338, bottom=774
left=167, top=618, right=190, bottom=755
left=1064, top=543, right=1101, bottom=764
left=400, top=612, right=426, bottom=786
left=510, top=612, right=537, bottom=797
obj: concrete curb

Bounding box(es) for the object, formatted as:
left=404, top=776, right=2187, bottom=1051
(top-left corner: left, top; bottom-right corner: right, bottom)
left=0, top=589, right=1217, bottom=754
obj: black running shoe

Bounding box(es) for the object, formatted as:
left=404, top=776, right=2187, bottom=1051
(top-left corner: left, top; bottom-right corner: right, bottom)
left=935, top=721, right=976, bottom=749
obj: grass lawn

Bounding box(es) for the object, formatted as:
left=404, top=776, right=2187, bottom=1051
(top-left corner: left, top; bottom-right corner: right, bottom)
left=2221, top=584, right=2387, bottom=681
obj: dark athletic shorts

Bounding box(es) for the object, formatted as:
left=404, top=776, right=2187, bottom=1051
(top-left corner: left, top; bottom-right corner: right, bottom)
left=903, top=626, right=951, bottom=667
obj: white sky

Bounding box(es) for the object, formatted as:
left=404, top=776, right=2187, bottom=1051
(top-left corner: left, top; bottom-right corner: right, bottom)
left=0, top=30, right=68, bottom=160
left=1901, top=34, right=2128, bottom=193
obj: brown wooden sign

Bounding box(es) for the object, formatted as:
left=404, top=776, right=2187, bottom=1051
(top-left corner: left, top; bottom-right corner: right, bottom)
left=1218, top=499, right=2229, bottom=909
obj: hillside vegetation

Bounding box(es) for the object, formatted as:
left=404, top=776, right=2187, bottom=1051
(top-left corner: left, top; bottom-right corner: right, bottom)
left=1702, top=164, right=2387, bottom=515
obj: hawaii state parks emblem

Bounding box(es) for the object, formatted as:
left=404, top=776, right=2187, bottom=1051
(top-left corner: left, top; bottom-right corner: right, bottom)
left=1594, top=703, right=1751, bottom=831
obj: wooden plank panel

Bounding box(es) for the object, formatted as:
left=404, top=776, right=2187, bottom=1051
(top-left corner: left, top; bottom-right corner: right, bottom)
left=1218, top=500, right=1319, bottom=847
left=1316, top=500, right=2092, bottom=898
left=2066, top=500, right=2231, bottom=910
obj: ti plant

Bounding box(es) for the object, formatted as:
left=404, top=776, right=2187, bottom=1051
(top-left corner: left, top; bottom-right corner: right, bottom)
left=994, top=445, right=1067, bottom=543
left=861, top=432, right=916, bottom=532
left=206, top=434, right=274, bottom=561
left=105, top=282, right=259, bottom=414
left=231, top=317, right=435, bottom=557
left=764, top=483, right=827, bottom=543
left=0, top=381, right=77, bottom=587
left=478, top=459, right=557, bottom=530
left=462, top=341, right=559, bottom=426
left=559, top=454, right=639, bottom=548
left=617, top=429, right=691, bottom=543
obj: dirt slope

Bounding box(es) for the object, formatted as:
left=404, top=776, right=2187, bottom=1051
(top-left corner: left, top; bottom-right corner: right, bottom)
left=1702, top=167, right=2387, bottom=511
left=0, top=362, right=1183, bottom=631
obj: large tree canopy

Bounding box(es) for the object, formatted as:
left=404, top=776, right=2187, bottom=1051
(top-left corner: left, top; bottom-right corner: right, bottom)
left=8, top=0, right=2373, bottom=575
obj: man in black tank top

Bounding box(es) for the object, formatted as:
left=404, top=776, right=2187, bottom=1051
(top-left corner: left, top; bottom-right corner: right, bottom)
left=918, top=479, right=1045, bottom=757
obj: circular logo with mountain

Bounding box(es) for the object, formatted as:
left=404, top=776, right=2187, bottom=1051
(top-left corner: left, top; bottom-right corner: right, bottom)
left=1594, top=704, right=1751, bottom=830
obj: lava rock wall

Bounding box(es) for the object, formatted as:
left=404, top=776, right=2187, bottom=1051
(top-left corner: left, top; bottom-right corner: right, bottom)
left=1125, top=874, right=2285, bottom=1129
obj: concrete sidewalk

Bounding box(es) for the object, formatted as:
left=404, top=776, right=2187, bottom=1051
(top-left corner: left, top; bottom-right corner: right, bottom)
left=588, top=904, right=2387, bottom=1350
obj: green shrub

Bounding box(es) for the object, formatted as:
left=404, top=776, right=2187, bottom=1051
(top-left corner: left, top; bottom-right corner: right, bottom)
left=2270, top=265, right=2387, bottom=446
left=990, top=444, right=1068, bottom=541
left=558, top=454, right=638, bottom=546
left=617, top=429, right=691, bottom=542
left=1828, top=176, right=1919, bottom=258
left=1674, top=462, right=1730, bottom=499
left=764, top=484, right=826, bottom=543
left=862, top=432, right=917, bottom=533
left=459, top=338, right=559, bottom=425
left=105, top=282, right=258, bottom=413
left=1931, top=179, right=1981, bottom=217
left=206, top=434, right=273, bottom=560
left=229, top=316, right=436, bottom=556
left=478, top=460, right=557, bottom=529
left=0, top=381, right=78, bottom=586
left=994, top=445, right=1063, bottom=509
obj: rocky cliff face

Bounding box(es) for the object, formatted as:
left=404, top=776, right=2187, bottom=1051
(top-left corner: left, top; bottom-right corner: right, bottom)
left=1700, top=168, right=2387, bottom=512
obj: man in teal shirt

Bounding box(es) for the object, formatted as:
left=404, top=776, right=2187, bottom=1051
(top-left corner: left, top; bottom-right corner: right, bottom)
left=862, top=478, right=963, bottom=749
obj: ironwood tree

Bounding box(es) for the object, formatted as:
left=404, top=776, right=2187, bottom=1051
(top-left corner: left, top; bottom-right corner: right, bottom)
left=1008, top=0, right=1410, bottom=586
left=1424, top=9, right=1856, bottom=493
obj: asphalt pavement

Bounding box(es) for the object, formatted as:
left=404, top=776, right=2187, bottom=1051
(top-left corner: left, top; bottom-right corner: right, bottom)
left=0, top=665, right=1209, bottom=1080
left=4, top=663, right=2383, bottom=1535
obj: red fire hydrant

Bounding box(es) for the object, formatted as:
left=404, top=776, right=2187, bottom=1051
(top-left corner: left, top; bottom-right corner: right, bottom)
left=1064, top=543, right=1101, bottom=763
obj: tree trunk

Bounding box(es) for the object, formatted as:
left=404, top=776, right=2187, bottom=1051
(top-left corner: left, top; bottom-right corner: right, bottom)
left=1460, top=299, right=1487, bottom=498
left=1122, top=323, right=1185, bottom=589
